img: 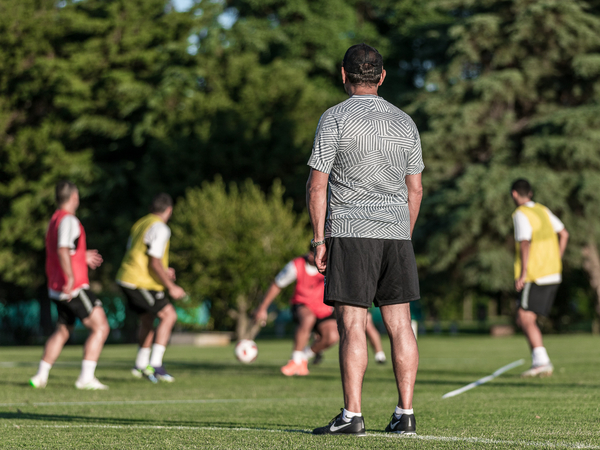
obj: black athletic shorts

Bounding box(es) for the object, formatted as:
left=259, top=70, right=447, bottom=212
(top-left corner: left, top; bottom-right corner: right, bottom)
left=120, top=285, right=171, bottom=315
left=517, top=282, right=559, bottom=317
left=291, top=304, right=336, bottom=331
left=53, top=289, right=103, bottom=326
left=324, top=237, right=420, bottom=308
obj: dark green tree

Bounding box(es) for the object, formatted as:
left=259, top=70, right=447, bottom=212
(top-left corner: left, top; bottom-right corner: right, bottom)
left=411, top=0, right=600, bottom=321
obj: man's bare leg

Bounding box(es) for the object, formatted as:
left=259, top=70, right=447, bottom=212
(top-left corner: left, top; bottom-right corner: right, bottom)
left=41, top=324, right=72, bottom=365
left=81, top=306, right=110, bottom=362
left=336, top=303, right=368, bottom=413
left=380, top=302, right=418, bottom=409
left=293, top=305, right=317, bottom=352
left=147, top=304, right=177, bottom=376
left=517, top=308, right=543, bottom=349
left=312, top=319, right=338, bottom=354
left=139, top=312, right=156, bottom=347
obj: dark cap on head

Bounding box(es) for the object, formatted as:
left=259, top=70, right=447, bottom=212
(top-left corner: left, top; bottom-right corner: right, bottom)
left=343, top=43, right=383, bottom=76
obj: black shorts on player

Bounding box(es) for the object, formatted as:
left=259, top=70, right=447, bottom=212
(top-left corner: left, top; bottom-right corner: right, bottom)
left=517, top=282, right=559, bottom=317
left=53, top=289, right=103, bottom=326
left=291, top=304, right=335, bottom=331
left=120, top=286, right=170, bottom=315
left=324, top=237, right=420, bottom=308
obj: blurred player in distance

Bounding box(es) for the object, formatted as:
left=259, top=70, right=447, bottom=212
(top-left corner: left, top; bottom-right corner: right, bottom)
left=116, top=193, right=186, bottom=383
left=30, top=181, right=110, bottom=390
left=511, top=179, right=569, bottom=377
left=254, top=251, right=339, bottom=376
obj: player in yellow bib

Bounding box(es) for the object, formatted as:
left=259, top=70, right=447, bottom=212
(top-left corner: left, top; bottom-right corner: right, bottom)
left=116, top=193, right=186, bottom=382
left=511, top=179, right=569, bottom=377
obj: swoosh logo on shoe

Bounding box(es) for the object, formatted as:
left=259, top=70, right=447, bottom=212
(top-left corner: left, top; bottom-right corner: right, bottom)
left=389, top=419, right=401, bottom=430
left=330, top=421, right=353, bottom=432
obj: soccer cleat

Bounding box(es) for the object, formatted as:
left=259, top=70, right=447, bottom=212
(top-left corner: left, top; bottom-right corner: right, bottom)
left=29, top=374, right=47, bottom=389
left=152, top=366, right=174, bottom=383
left=280, top=359, right=309, bottom=376
left=131, top=366, right=158, bottom=383
left=521, top=363, right=553, bottom=378
left=312, top=352, right=324, bottom=365
left=385, top=413, right=416, bottom=434
left=313, top=409, right=366, bottom=436
left=75, top=377, right=109, bottom=390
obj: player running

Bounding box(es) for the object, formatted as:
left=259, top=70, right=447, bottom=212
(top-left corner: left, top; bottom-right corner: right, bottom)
left=254, top=252, right=339, bottom=376
left=116, top=193, right=186, bottom=383
left=29, top=181, right=110, bottom=390
left=511, top=179, right=569, bottom=377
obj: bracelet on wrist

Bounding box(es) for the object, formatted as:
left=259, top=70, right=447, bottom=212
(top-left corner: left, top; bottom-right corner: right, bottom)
left=310, top=239, right=326, bottom=248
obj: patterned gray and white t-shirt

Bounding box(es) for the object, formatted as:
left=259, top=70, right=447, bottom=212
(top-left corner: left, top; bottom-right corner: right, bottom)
left=308, top=94, right=424, bottom=240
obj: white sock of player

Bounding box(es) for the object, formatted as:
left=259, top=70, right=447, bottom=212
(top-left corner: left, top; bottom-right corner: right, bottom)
left=342, top=408, right=362, bottom=422
left=292, top=351, right=306, bottom=364
left=78, top=360, right=97, bottom=384
left=304, top=346, right=315, bottom=359
left=532, top=346, right=550, bottom=366
left=150, top=344, right=166, bottom=367
left=35, top=360, right=52, bottom=381
left=135, top=347, right=151, bottom=369
left=394, top=407, right=414, bottom=418
left=375, top=351, right=386, bottom=363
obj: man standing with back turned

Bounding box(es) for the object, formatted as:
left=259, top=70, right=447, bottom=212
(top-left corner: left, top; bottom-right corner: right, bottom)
left=511, top=179, right=569, bottom=377
left=308, top=44, right=424, bottom=436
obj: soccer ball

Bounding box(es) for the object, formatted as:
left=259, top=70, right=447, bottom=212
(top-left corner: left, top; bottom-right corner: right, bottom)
left=235, top=339, right=258, bottom=364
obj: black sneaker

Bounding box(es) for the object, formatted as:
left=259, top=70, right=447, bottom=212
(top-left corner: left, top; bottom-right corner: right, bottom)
left=312, top=352, right=324, bottom=365
left=385, top=413, right=416, bottom=434
left=313, top=409, right=366, bottom=436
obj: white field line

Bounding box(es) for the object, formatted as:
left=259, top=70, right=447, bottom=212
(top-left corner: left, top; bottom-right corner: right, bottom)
left=2, top=424, right=599, bottom=449
left=0, top=398, right=297, bottom=408
left=442, top=359, right=525, bottom=399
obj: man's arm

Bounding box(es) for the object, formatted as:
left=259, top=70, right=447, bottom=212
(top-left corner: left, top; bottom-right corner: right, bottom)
left=58, top=247, right=75, bottom=298
left=149, top=257, right=186, bottom=300
left=306, top=168, right=330, bottom=273
left=558, top=228, right=569, bottom=258
left=254, top=283, right=282, bottom=326
left=516, top=240, right=530, bottom=292
left=405, top=173, right=423, bottom=237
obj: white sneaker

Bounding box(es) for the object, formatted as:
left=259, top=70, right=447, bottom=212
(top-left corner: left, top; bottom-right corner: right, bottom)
left=75, top=377, right=109, bottom=390
left=29, top=374, right=48, bottom=389
left=521, top=363, right=553, bottom=378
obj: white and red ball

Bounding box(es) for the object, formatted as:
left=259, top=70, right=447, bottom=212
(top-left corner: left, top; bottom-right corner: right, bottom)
left=235, top=339, right=258, bottom=364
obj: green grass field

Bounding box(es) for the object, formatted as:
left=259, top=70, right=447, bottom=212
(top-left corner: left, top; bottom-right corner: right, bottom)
left=1, top=334, right=599, bottom=449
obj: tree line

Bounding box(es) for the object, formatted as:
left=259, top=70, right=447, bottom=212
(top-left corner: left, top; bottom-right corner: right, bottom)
left=1, top=0, right=600, bottom=332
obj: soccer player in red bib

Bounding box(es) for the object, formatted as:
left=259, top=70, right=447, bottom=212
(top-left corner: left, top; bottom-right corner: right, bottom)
left=255, top=252, right=338, bottom=376
left=29, top=181, right=110, bottom=390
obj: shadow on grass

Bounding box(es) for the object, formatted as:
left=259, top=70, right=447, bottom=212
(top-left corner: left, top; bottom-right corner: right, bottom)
left=0, top=411, right=313, bottom=433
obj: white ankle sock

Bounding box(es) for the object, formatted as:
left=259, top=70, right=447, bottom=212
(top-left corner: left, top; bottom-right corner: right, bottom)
left=342, top=408, right=362, bottom=422
left=79, top=360, right=97, bottom=384
left=375, top=351, right=386, bottom=362
left=36, top=360, right=52, bottom=380
left=292, top=351, right=306, bottom=364
left=150, top=344, right=166, bottom=367
left=304, top=346, right=315, bottom=359
left=135, top=347, right=151, bottom=369
left=532, top=347, right=550, bottom=366
left=395, top=407, right=414, bottom=418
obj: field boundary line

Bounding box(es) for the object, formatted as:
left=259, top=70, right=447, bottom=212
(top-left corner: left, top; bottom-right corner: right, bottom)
left=442, top=359, right=525, bottom=399
left=0, top=397, right=339, bottom=408
left=3, top=424, right=599, bottom=449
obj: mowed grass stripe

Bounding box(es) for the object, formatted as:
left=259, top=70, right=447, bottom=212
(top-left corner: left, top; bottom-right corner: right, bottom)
left=4, top=424, right=600, bottom=449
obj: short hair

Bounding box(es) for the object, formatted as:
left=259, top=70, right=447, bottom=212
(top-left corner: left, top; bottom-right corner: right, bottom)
left=343, top=43, right=384, bottom=86
left=55, top=181, right=78, bottom=206
left=150, top=193, right=173, bottom=213
left=511, top=179, right=533, bottom=198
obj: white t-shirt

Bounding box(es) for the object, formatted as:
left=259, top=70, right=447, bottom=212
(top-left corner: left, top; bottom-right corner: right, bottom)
left=144, top=221, right=171, bottom=259
left=513, top=201, right=564, bottom=285
left=274, top=259, right=320, bottom=289
left=49, top=214, right=89, bottom=300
